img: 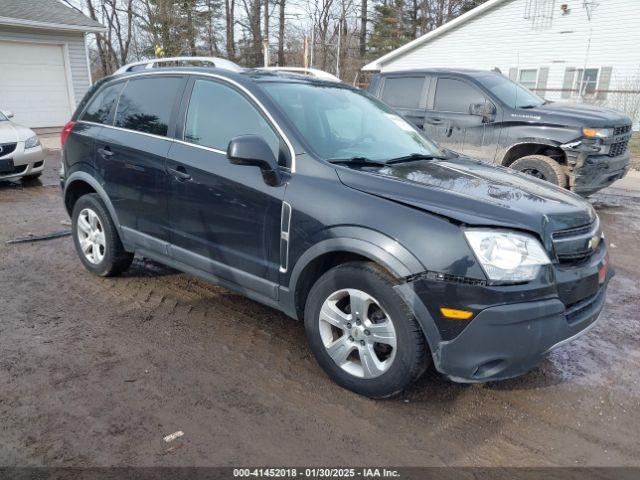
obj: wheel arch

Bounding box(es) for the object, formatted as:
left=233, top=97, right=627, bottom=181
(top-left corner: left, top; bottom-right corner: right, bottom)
left=501, top=139, right=567, bottom=167
left=64, top=172, right=125, bottom=242
left=284, top=230, right=425, bottom=321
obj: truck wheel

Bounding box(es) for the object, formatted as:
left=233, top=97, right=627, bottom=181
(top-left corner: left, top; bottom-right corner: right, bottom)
left=72, top=193, right=134, bottom=277
left=510, top=155, right=567, bottom=188
left=304, top=261, right=429, bottom=398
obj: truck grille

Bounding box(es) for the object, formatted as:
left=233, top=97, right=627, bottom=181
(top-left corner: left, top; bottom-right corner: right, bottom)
left=613, top=124, right=631, bottom=136
left=0, top=142, right=17, bottom=157
left=609, top=140, right=628, bottom=157
left=552, top=219, right=601, bottom=265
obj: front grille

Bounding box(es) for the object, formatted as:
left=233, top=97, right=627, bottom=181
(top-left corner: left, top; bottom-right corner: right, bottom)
left=552, top=220, right=601, bottom=265
left=613, top=124, right=631, bottom=136
left=0, top=142, right=17, bottom=157
left=609, top=140, right=628, bottom=157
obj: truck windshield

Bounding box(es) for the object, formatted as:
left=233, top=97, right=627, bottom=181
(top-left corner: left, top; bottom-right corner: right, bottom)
left=478, top=74, right=545, bottom=109
left=261, top=82, right=443, bottom=162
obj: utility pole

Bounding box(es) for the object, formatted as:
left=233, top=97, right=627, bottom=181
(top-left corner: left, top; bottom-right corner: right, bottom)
left=303, top=35, right=309, bottom=69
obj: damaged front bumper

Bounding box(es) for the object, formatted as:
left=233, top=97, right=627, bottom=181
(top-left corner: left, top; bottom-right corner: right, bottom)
left=562, top=136, right=631, bottom=196
left=395, top=245, right=612, bottom=383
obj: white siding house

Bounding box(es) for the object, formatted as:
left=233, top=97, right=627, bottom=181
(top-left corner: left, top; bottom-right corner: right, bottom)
left=0, top=0, right=104, bottom=129
left=363, top=0, right=640, bottom=126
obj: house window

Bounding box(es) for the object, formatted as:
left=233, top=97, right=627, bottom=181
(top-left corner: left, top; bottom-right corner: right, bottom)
left=518, top=69, right=538, bottom=90
left=574, top=68, right=599, bottom=96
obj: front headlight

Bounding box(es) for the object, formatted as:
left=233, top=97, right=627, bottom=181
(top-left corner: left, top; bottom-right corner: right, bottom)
left=582, top=127, right=613, bottom=139
left=24, top=135, right=41, bottom=149
left=464, top=229, right=551, bottom=283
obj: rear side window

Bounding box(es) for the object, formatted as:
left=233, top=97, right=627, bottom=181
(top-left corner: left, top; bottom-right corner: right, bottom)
left=184, top=79, right=281, bottom=160
left=380, top=77, right=425, bottom=109
left=434, top=78, right=486, bottom=113
left=81, top=83, right=124, bottom=124
left=115, top=77, right=183, bottom=136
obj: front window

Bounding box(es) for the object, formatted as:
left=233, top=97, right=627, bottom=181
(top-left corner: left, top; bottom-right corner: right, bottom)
left=261, top=82, right=442, bottom=162
left=478, top=73, right=545, bottom=109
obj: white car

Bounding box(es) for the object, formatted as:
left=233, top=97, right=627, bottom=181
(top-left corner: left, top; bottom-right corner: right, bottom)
left=0, top=110, right=45, bottom=181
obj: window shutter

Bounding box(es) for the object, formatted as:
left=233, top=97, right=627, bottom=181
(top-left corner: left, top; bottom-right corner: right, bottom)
left=508, top=67, right=518, bottom=80
left=597, top=67, right=613, bottom=100
left=536, top=67, right=549, bottom=95
left=562, top=67, right=576, bottom=99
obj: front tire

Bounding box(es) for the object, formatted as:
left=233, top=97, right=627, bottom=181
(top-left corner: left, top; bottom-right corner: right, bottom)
left=304, top=262, right=429, bottom=398
left=72, top=193, right=133, bottom=276
left=510, top=154, right=567, bottom=188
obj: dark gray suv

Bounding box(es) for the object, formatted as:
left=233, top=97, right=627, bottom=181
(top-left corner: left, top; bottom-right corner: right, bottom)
left=369, top=68, right=631, bottom=196
left=61, top=63, right=611, bottom=398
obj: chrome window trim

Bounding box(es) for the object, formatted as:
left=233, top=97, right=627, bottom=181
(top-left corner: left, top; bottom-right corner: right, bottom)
left=102, top=69, right=297, bottom=172
left=174, top=138, right=226, bottom=155
left=78, top=120, right=172, bottom=142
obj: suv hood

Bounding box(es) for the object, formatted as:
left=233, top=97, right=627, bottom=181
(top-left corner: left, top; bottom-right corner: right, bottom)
left=335, top=156, right=596, bottom=238
left=517, top=101, right=631, bottom=128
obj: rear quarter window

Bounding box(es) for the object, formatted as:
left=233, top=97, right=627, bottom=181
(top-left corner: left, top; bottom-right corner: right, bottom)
left=80, top=82, right=125, bottom=124
left=114, top=77, right=184, bottom=136
left=380, top=76, right=426, bottom=109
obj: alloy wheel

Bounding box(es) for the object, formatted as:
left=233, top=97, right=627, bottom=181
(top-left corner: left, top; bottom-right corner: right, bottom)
left=318, top=288, right=397, bottom=379
left=77, top=208, right=106, bottom=264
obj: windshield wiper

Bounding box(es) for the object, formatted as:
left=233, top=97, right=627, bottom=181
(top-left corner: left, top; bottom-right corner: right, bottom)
left=327, top=156, right=387, bottom=166
left=385, top=153, right=448, bottom=165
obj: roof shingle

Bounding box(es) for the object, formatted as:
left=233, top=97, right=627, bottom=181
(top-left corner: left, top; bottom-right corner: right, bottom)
left=0, top=0, right=104, bottom=31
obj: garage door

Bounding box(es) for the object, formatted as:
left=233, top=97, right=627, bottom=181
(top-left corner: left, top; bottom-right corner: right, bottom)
left=0, top=41, right=74, bottom=128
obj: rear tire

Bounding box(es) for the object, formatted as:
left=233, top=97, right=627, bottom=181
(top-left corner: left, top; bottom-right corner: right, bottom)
left=304, top=261, right=429, bottom=398
left=72, top=193, right=133, bottom=277
left=510, top=154, right=567, bottom=188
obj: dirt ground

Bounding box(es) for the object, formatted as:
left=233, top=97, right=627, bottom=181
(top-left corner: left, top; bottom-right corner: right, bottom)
left=1, top=151, right=639, bottom=467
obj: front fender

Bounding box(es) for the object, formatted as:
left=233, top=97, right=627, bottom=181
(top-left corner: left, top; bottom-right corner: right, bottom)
left=280, top=227, right=425, bottom=317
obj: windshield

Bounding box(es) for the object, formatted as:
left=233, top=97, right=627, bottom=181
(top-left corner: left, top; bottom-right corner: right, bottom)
left=261, top=82, right=442, bottom=162
left=478, top=74, right=545, bottom=108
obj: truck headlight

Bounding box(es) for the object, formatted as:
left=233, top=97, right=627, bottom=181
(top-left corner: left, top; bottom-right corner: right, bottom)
left=464, top=229, right=551, bottom=283
left=582, top=127, right=613, bottom=139
left=24, top=135, right=41, bottom=149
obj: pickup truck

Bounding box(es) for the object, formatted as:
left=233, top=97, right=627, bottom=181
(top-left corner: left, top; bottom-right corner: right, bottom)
left=368, top=68, right=632, bottom=196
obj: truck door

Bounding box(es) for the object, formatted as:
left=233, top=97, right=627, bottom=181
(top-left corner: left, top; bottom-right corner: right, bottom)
left=424, top=77, right=499, bottom=160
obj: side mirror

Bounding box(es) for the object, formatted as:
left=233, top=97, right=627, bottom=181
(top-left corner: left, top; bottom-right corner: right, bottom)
left=227, top=135, right=282, bottom=186
left=469, top=102, right=496, bottom=122
left=1, top=110, right=14, bottom=119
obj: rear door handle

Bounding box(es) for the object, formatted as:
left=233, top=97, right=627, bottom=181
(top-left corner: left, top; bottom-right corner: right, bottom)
left=167, top=166, right=192, bottom=181
left=97, top=147, right=114, bottom=159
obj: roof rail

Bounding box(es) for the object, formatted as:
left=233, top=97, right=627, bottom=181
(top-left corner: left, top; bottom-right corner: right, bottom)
left=256, top=67, right=341, bottom=82
left=114, top=56, right=243, bottom=75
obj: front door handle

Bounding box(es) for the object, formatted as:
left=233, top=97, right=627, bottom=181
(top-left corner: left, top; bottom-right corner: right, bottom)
left=97, top=147, right=114, bottom=159
left=167, top=166, right=192, bottom=181
left=425, top=118, right=444, bottom=125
